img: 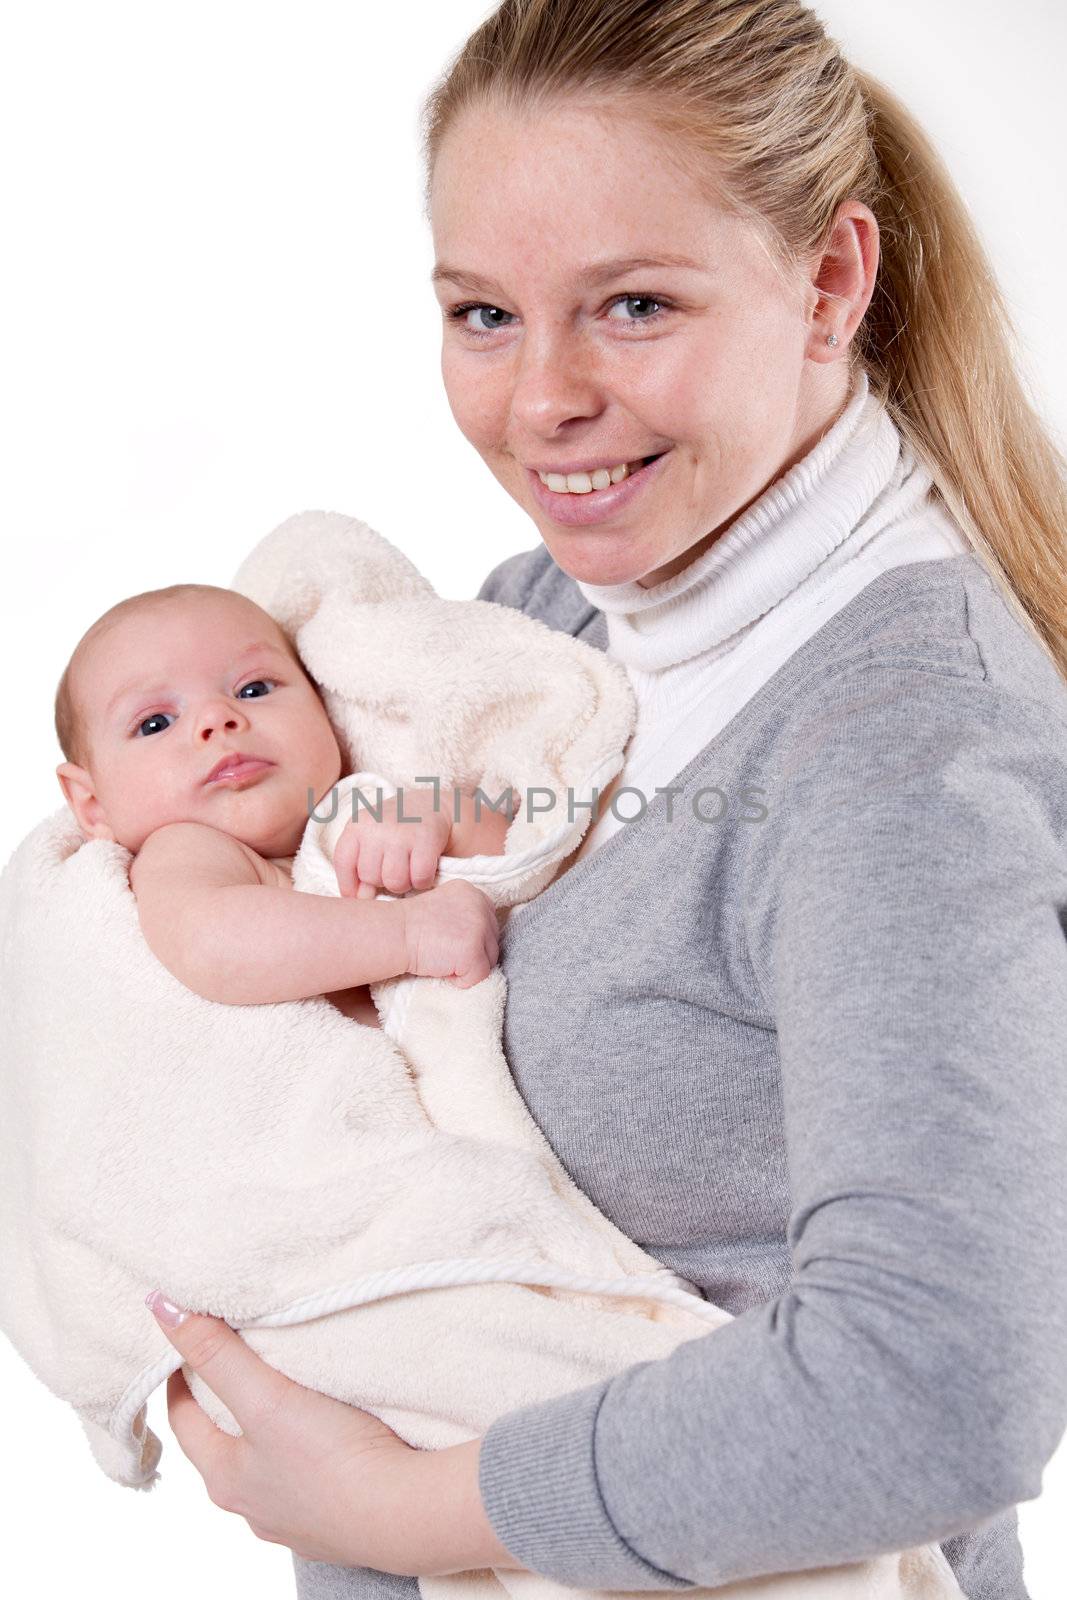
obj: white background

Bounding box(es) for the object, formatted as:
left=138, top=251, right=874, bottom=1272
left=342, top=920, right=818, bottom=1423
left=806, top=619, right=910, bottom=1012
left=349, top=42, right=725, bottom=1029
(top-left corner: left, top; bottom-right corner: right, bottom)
left=1, top=2, right=1064, bottom=1594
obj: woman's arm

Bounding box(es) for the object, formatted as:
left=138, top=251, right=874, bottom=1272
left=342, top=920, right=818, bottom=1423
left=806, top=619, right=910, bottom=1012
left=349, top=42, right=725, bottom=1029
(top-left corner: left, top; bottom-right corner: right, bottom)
left=473, top=664, right=1067, bottom=1589
left=144, top=1296, right=525, bottom=1574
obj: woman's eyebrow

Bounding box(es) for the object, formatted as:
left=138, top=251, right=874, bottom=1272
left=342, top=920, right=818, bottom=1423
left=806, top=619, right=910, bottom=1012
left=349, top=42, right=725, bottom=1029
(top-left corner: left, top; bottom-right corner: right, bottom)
left=431, top=253, right=708, bottom=295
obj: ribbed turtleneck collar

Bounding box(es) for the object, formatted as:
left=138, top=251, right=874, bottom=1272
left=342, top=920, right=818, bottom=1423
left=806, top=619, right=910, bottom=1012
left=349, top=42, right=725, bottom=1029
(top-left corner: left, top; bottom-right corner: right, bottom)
left=574, top=369, right=921, bottom=673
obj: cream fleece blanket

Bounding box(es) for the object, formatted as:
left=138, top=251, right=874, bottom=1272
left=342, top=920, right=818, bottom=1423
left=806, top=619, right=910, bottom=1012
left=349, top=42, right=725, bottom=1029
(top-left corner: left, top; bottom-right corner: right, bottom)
left=0, top=511, right=962, bottom=1600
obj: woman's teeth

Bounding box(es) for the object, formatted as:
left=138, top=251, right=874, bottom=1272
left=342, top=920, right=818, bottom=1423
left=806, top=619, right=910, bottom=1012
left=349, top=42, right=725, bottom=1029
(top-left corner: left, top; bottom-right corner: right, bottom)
left=537, top=459, right=645, bottom=494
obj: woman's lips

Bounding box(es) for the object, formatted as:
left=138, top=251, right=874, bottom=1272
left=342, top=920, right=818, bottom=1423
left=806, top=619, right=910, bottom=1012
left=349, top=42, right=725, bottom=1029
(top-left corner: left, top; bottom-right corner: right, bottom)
left=526, top=451, right=670, bottom=527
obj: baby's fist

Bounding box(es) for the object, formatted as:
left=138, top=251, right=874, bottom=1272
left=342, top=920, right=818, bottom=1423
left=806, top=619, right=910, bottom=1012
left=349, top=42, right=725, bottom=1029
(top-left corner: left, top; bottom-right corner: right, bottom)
left=334, top=789, right=452, bottom=900
left=400, top=880, right=500, bottom=989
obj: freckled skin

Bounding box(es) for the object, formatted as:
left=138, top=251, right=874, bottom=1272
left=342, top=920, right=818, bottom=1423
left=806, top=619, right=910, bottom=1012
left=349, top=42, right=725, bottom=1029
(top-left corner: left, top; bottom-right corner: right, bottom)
left=430, top=98, right=878, bottom=588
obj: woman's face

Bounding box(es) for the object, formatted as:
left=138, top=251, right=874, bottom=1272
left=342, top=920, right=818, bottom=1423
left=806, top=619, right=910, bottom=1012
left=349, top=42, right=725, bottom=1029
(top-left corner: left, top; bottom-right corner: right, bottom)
left=430, top=98, right=853, bottom=588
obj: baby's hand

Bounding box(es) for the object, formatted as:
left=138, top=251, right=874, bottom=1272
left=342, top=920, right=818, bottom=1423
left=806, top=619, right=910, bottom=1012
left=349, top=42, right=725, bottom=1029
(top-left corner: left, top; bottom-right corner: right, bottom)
left=334, top=787, right=452, bottom=900
left=400, top=880, right=499, bottom=988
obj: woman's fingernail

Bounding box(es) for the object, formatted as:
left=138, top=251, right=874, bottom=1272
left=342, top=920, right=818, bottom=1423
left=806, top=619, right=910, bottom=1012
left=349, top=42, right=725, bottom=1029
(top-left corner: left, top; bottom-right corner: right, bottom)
left=145, top=1289, right=189, bottom=1327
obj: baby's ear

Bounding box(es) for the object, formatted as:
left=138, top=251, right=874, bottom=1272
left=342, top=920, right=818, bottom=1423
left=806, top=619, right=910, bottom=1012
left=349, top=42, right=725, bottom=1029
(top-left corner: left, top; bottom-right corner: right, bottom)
left=55, top=762, right=115, bottom=842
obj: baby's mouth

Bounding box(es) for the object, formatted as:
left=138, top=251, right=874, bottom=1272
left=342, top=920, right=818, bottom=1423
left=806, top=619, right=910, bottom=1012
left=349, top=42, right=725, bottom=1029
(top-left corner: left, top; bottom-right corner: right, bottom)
left=204, top=756, right=275, bottom=786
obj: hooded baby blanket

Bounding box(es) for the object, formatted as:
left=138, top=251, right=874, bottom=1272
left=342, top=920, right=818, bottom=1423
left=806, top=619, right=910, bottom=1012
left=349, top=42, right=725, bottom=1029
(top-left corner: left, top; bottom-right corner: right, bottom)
left=0, top=511, right=963, bottom=1600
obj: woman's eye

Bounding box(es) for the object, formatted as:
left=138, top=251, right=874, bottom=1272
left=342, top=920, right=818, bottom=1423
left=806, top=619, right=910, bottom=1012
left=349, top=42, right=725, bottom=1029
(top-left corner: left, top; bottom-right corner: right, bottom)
left=447, top=295, right=669, bottom=338
left=448, top=303, right=515, bottom=335
left=607, top=294, right=666, bottom=324
left=135, top=712, right=174, bottom=738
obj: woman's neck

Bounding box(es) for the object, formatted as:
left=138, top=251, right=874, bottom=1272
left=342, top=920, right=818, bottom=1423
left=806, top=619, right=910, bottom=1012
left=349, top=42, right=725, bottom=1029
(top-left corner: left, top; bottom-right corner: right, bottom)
left=572, top=368, right=922, bottom=675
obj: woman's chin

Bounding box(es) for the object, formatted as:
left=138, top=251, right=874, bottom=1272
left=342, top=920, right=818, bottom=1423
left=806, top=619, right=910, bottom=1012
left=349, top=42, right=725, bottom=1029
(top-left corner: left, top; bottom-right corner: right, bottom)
left=539, top=530, right=663, bottom=589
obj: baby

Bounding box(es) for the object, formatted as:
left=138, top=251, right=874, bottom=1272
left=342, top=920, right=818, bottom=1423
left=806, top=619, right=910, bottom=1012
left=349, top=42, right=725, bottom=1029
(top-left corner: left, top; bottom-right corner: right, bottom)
left=54, top=582, right=511, bottom=1025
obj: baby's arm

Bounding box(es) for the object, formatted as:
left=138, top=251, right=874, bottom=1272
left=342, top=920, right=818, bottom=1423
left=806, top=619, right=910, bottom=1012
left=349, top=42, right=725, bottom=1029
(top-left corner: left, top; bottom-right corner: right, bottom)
left=130, top=822, right=411, bottom=1005
left=131, top=822, right=498, bottom=1003
left=447, top=784, right=516, bottom=858
left=335, top=783, right=515, bottom=899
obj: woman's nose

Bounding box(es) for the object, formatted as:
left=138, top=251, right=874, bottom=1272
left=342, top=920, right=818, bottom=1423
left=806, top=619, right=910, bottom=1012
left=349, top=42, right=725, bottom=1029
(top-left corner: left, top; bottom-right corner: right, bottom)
left=508, top=327, right=603, bottom=435
left=194, top=699, right=251, bottom=742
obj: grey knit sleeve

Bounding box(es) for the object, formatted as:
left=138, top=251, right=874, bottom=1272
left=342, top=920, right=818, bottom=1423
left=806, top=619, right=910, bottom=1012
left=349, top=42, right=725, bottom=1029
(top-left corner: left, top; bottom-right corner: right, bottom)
left=476, top=656, right=1067, bottom=1590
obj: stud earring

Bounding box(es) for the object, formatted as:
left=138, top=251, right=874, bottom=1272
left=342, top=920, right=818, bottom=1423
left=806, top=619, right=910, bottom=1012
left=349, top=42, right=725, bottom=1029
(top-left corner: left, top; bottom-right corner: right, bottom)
left=826, top=333, right=839, bottom=347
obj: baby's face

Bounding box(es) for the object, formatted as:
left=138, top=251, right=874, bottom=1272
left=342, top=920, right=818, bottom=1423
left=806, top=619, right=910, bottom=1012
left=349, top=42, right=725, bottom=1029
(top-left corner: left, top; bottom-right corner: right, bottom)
left=65, top=592, right=343, bottom=856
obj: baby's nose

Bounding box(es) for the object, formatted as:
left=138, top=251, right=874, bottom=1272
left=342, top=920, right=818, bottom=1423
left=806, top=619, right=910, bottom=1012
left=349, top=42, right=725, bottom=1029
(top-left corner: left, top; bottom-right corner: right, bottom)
left=196, top=702, right=250, bottom=739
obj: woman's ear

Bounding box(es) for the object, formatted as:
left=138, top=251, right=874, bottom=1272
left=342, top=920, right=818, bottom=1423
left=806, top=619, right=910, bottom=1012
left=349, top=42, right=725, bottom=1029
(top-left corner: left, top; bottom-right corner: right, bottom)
left=55, top=761, right=116, bottom=842
left=804, top=200, right=880, bottom=359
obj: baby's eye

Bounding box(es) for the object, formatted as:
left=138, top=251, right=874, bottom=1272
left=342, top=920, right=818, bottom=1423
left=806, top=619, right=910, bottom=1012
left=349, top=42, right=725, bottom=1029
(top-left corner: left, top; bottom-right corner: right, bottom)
left=237, top=678, right=276, bottom=699
left=136, top=712, right=174, bottom=738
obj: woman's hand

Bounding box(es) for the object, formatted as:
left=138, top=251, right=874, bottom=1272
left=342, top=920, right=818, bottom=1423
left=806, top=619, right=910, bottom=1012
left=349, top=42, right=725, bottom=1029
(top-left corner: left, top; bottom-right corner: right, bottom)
left=145, top=1291, right=521, bottom=1574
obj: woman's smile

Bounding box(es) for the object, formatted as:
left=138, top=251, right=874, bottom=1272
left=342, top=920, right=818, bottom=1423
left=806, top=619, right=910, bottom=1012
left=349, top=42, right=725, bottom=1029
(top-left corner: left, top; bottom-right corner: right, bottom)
left=525, top=449, right=672, bottom=526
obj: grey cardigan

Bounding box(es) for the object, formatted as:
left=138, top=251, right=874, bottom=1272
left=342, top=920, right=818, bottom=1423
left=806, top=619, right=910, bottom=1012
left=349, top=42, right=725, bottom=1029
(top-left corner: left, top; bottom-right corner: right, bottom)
left=293, top=546, right=1067, bottom=1600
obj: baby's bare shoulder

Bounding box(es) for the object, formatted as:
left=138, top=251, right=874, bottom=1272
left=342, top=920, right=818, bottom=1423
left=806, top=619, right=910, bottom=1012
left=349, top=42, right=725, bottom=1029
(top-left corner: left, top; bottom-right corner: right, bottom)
left=129, top=820, right=269, bottom=898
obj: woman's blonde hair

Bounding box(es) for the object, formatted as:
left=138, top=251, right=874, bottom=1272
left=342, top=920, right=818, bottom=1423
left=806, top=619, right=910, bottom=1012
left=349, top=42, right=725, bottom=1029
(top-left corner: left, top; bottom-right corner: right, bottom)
left=421, top=0, right=1067, bottom=681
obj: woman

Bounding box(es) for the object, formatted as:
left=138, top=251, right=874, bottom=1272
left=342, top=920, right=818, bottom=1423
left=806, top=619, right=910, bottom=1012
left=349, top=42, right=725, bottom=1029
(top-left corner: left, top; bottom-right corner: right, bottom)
left=147, top=2, right=1067, bottom=1596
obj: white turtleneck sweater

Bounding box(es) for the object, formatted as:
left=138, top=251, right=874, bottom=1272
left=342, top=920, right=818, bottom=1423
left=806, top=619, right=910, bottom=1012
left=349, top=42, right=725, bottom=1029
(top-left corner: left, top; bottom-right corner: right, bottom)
left=570, top=368, right=971, bottom=861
